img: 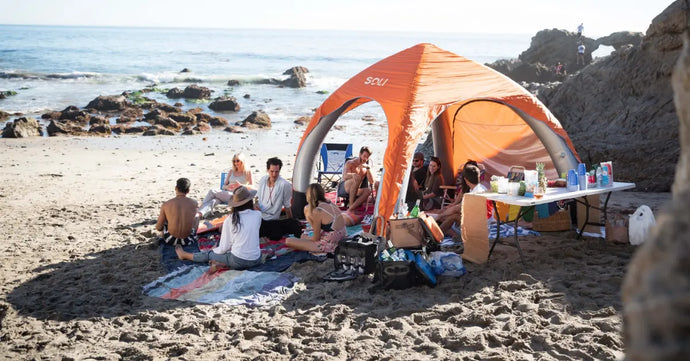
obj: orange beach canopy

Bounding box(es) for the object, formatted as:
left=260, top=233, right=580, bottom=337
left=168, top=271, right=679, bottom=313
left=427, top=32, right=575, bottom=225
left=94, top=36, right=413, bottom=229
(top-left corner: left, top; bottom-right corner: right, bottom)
left=292, top=43, right=579, bottom=229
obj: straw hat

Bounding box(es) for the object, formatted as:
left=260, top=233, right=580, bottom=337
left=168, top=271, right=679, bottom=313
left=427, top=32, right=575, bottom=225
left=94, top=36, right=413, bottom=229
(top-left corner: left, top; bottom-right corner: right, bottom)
left=227, top=186, right=257, bottom=207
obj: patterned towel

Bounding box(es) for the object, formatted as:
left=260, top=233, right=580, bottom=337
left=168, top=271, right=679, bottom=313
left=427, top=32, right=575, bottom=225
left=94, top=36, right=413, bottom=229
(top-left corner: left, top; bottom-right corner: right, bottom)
left=143, top=265, right=299, bottom=307
left=489, top=222, right=540, bottom=239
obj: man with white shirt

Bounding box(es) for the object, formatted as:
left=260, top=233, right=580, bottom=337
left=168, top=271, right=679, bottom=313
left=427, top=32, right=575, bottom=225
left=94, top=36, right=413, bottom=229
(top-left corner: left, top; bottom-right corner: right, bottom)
left=256, top=157, right=302, bottom=240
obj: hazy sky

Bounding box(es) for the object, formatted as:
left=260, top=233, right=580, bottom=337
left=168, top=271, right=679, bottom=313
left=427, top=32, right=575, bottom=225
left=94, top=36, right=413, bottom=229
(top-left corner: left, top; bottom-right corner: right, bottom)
left=0, top=0, right=673, bottom=36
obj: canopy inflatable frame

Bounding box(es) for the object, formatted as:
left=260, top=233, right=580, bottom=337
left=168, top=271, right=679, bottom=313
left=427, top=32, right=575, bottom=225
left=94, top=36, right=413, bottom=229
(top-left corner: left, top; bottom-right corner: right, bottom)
left=290, top=43, right=580, bottom=234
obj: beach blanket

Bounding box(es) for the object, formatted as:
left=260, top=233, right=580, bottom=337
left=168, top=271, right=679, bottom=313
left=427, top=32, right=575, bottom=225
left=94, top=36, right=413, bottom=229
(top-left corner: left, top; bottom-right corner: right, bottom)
left=143, top=265, right=299, bottom=306
left=158, top=238, right=324, bottom=274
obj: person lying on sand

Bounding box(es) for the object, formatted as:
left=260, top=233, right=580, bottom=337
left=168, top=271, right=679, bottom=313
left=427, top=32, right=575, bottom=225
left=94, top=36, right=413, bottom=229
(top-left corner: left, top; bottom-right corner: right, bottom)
left=286, top=183, right=358, bottom=253
left=156, top=178, right=200, bottom=246
left=176, top=186, right=262, bottom=271
left=198, top=152, right=253, bottom=218
left=341, top=146, right=375, bottom=212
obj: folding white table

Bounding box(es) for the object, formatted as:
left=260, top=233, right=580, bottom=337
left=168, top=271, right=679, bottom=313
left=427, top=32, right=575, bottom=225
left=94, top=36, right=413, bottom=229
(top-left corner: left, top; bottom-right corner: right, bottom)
left=476, top=182, right=636, bottom=263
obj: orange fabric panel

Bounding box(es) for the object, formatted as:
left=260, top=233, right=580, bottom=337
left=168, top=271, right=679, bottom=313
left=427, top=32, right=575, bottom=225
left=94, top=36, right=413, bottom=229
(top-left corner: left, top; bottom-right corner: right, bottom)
left=296, top=43, right=580, bottom=232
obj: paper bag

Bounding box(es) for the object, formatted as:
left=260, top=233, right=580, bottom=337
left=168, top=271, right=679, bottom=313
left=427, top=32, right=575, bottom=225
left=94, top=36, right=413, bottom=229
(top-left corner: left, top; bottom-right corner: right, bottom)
left=388, top=218, right=425, bottom=248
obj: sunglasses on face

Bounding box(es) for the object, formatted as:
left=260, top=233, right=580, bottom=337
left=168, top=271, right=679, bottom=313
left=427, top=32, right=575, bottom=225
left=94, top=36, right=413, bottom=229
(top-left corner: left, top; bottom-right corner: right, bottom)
left=233, top=160, right=241, bottom=163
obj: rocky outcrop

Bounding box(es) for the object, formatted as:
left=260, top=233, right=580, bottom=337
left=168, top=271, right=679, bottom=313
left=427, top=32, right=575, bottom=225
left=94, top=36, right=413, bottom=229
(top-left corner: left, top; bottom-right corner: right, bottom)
left=2, top=117, right=42, bottom=138
left=209, top=97, right=240, bottom=112
left=183, top=85, right=212, bottom=99
left=539, top=1, right=684, bottom=191
left=168, top=112, right=196, bottom=124
left=143, top=125, right=175, bottom=136
left=281, top=66, right=308, bottom=88
left=622, top=10, right=690, bottom=360
left=86, top=95, right=128, bottom=111
left=47, top=120, right=88, bottom=136
left=208, top=116, right=228, bottom=127
left=166, top=88, right=184, bottom=99
left=241, top=110, right=271, bottom=129
left=88, top=116, right=108, bottom=126
left=59, top=106, right=90, bottom=124
left=88, top=124, right=112, bottom=135
left=596, top=31, right=644, bottom=51
left=0, top=110, right=10, bottom=121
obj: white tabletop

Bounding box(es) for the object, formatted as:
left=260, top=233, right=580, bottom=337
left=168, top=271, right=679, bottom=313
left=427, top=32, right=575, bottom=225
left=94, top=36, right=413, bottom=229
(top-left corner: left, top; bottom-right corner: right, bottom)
left=476, top=182, right=636, bottom=207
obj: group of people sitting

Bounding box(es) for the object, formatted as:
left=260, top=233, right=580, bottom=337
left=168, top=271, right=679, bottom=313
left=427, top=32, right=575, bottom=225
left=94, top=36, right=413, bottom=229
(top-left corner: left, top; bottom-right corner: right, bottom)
left=156, top=145, right=487, bottom=272
left=157, top=147, right=377, bottom=272
left=405, top=153, right=488, bottom=236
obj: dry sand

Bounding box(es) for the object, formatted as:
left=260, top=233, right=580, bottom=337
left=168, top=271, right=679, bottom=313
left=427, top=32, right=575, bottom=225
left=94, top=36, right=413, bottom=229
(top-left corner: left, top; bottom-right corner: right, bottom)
left=0, top=132, right=671, bottom=360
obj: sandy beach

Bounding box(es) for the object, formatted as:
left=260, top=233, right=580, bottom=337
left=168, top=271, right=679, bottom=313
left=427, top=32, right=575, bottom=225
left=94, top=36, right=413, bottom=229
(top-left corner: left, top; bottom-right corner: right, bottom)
left=0, top=132, right=671, bottom=360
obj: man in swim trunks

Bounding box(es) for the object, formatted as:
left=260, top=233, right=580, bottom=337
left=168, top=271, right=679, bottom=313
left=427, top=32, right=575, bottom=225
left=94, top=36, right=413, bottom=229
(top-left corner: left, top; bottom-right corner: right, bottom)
left=156, top=178, right=200, bottom=246
left=342, top=146, right=374, bottom=212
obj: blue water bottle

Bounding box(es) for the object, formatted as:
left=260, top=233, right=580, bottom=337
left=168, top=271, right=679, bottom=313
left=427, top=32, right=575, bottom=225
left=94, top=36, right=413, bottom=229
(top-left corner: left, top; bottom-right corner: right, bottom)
left=577, top=163, right=587, bottom=191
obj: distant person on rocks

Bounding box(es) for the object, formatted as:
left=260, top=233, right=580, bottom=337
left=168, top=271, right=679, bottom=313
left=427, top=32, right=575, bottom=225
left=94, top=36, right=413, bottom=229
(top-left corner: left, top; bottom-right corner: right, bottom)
left=555, top=62, right=564, bottom=75
left=156, top=178, right=200, bottom=246
left=341, top=146, right=375, bottom=212
left=256, top=157, right=303, bottom=240
left=175, top=186, right=262, bottom=271
left=577, top=43, right=586, bottom=65
left=198, top=152, right=253, bottom=218
left=577, top=23, right=584, bottom=37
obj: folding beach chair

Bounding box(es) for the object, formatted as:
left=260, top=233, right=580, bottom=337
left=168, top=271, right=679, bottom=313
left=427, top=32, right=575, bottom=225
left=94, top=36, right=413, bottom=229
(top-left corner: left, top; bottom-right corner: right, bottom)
left=317, top=143, right=353, bottom=191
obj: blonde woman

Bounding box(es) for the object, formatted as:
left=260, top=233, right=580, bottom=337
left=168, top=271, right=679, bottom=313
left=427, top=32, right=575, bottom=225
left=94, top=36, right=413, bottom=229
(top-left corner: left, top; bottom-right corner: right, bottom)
left=198, top=152, right=254, bottom=218
left=286, top=183, right=356, bottom=253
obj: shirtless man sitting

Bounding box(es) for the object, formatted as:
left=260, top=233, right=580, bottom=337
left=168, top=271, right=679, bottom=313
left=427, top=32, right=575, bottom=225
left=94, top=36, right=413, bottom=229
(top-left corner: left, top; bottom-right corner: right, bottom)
left=156, top=178, right=200, bottom=246
left=342, top=146, right=375, bottom=212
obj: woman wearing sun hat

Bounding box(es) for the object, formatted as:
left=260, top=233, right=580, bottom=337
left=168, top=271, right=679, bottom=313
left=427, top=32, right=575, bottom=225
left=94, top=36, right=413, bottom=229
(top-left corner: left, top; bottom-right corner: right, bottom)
left=176, top=186, right=262, bottom=270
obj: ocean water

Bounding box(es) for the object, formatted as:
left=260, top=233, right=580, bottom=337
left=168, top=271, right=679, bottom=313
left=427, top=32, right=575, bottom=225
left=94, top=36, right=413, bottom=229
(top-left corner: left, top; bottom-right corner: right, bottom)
left=0, top=25, right=530, bottom=129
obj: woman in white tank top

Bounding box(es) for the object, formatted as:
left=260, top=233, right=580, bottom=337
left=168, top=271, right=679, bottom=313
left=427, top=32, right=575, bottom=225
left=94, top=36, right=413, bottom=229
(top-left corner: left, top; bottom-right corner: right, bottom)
left=198, top=152, right=254, bottom=218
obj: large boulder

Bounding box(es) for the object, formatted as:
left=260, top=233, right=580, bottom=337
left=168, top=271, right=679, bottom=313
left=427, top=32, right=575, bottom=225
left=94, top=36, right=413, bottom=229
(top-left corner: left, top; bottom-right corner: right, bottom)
left=166, top=87, right=184, bottom=99
left=183, top=84, right=212, bottom=99
left=519, top=29, right=597, bottom=69
left=47, top=120, right=87, bottom=136
left=281, top=66, right=308, bottom=88
left=143, top=125, right=176, bottom=136
left=0, top=110, right=10, bottom=121
left=59, top=105, right=90, bottom=124
left=2, top=117, right=42, bottom=138
left=539, top=1, right=684, bottom=191
left=208, top=116, right=228, bottom=127
left=88, top=124, right=112, bottom=135
left=151, top=116, right=180, bottom=130
left=168, top=112, right=196, bottom=124
left=209, top=96, right=240, bottom=112
left=86, top=95, right=128, bottom=111
left=241, top=110, right=271, bottom=129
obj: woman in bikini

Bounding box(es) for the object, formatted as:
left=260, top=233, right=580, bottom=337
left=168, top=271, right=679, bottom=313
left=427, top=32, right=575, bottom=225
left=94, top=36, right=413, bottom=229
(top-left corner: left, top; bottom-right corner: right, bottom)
left=286, top=183, right=357, bottom=253
left=198, top=152, right=254, bottom=218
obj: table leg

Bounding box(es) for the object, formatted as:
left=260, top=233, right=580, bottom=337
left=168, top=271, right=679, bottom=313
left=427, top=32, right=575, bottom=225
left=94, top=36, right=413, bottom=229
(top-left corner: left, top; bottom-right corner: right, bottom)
left=488, top=200, right=501, bottom=259
left=489, top=202, right=530, bottom=264
left=576, top=192, right=612, bottom=239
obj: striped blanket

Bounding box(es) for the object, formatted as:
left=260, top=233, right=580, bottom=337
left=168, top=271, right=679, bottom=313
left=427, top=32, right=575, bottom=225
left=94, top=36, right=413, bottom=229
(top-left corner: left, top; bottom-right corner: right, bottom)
left=143, top=265, right=299, bottom=306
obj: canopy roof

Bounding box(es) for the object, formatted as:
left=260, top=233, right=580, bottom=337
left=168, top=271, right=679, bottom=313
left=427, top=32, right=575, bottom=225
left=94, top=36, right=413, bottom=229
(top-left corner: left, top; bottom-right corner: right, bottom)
left=293, top=43, right=579, bottom=230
